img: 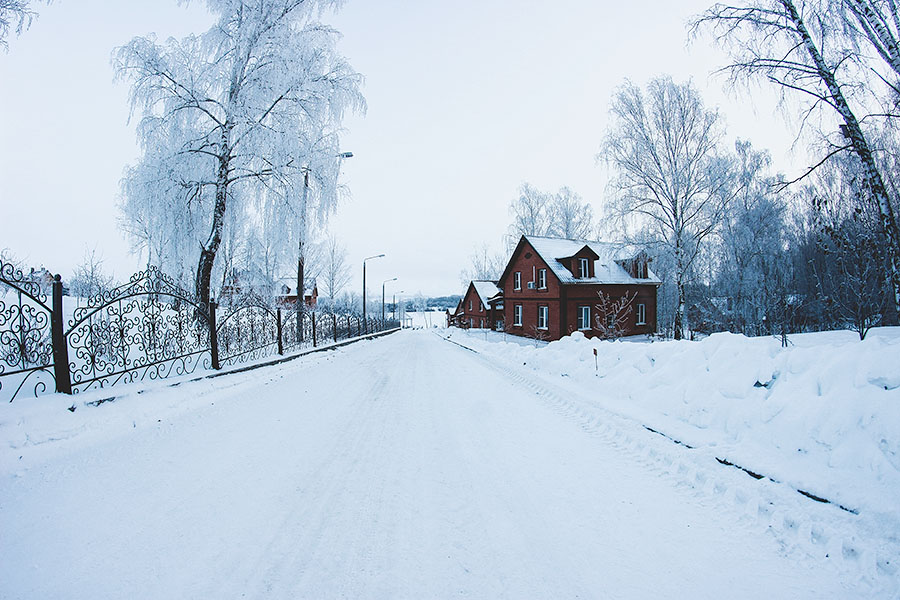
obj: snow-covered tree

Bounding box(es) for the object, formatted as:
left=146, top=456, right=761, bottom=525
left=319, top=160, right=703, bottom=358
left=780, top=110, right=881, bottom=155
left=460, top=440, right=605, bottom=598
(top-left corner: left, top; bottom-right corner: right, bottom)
left=715, top=140, right=790, bottom=335
left=69, top=248, right=115, bottom=300
left=115, top=0, right=364, bottom=312
left=602, top=76, right=733, bottom=339
left=546, top=186, right=596, bottom=239
left=507, top=183, right=596, bottom=243
left=0, top=0, right=47, bottom=50
left=320, top=235, right=351, bottom=309
left=508, top=183, right=553, bottom=241
left=694, top=0, right=900, bottom=322
left=459, top=243, right=505, bottom=285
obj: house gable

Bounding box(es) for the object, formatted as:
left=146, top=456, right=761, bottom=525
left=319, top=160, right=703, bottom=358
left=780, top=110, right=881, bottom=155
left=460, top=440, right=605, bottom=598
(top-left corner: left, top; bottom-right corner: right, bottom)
left=496, top=236, right=562, bottom=294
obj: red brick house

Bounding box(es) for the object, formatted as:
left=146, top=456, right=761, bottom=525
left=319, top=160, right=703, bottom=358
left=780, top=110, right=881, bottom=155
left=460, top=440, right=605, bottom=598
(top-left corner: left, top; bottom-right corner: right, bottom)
left=496, top=235, right=660, bottom=341
left=457, top=280, right=501, bottom=329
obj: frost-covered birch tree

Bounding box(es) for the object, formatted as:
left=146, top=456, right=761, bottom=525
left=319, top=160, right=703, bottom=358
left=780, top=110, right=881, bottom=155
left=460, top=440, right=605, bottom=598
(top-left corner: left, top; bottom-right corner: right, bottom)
left=508, top=183, right=553, bottom=240
left=507, top=183, right=596, bottom=242
left=459, top=243, right=505, bottom=285
left=115, top=0, right=363, bottom=313
left=320, top=235, right=351, bottom=309
left=716, top=140, right=790, bottom=335
left=602, top=76, right=733, bottom=339
left=694, top=0, right=900, bottom=321
left=0, top=0, right=47, bottom=50
left=547, top=187, right=596, bottom=239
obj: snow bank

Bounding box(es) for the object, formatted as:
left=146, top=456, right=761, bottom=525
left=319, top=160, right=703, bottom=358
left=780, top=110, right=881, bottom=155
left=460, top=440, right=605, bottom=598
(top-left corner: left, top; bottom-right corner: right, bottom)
left=446, top=328, right=900, bottom=519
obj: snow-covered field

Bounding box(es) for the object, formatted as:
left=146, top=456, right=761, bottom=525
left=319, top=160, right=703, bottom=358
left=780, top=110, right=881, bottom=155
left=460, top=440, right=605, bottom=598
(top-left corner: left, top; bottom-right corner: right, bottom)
left=1, top=328, right=898, bottom=597
left=404, top=309, right=447, bottom=329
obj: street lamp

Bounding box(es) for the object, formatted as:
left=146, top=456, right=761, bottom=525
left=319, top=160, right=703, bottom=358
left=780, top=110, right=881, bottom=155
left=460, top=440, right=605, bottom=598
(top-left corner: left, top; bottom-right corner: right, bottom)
left=362, top=253, right=384, bottom=332
left=297, top=151, right=353, bottom=341
left=393, top=289, right=404, bottom=323
left=382, top=277, right=397, bottom=325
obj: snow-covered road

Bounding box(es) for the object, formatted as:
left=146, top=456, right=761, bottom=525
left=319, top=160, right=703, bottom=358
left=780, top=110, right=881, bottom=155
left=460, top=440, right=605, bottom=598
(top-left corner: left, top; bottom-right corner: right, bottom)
left=0, top=330, right=868, bottom=598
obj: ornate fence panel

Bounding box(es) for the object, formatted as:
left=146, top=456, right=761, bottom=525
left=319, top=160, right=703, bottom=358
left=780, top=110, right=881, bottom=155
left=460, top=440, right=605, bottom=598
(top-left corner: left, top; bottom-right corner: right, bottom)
left=0, top=260, right=56, bottom=402
left=217, top=295, right=280, bottom=367
left=2, top=256, right=402, bottom=403
left=65, top=267, right=212, bottom=393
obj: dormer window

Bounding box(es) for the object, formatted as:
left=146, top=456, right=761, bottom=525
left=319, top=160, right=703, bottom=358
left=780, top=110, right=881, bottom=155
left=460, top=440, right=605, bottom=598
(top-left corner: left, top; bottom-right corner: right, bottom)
left=579, top=257, right=589, bottom=278
left=636, top=261, right=647, bottom=279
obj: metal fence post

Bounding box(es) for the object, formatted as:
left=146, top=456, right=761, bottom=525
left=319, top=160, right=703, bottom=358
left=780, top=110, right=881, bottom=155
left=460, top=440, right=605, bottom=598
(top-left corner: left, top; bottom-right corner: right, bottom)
left=51, top=275, right=72, bottom=395
left=276, top=307, right=283, bottom=355
left=333, top=313, right=337, bottom=343
left=311, top=312, right=317, bottom=347
left=209, top=299, right=220, bottom=370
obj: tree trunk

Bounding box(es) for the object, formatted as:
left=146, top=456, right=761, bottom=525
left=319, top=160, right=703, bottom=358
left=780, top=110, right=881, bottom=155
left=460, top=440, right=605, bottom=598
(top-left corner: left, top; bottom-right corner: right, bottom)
left=782, top=0, right=900, bottom=317
left=195, top=144, right=231, bottom=314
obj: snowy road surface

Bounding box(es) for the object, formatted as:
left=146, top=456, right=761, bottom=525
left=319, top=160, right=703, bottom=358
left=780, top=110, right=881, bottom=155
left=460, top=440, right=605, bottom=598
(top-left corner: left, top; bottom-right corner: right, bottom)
left=1, top=330, right=872, bottom=598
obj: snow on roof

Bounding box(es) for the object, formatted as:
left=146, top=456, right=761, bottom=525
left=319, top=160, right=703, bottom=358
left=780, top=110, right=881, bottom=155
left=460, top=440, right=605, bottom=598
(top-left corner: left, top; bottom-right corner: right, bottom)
left=524, top=235, right=661, bottom=285
left=471, top=280, right=500, bottom=306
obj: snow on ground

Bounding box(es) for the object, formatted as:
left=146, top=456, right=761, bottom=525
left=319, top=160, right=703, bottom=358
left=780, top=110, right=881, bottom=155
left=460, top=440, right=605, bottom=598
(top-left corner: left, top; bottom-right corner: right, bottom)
left=404, top=309, right=447, bottom=329
left=444, top=327, right=900, bottom=583
left=1, top=329, right=898, bottom=597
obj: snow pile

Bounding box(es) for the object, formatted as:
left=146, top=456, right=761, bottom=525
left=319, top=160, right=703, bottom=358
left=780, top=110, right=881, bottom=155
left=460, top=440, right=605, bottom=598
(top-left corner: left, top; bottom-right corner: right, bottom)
left=446, top=328, right=900, bottom=518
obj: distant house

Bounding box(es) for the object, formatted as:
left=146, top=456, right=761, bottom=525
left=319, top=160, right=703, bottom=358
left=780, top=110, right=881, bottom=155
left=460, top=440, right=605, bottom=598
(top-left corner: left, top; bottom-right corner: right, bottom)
left=457, top=280, right=501, bottom=329
left=27, top=267, right=58, bottom=296
left=495, top=235, right=661, bottom=341
left=276, top=279, right=318, bottom=309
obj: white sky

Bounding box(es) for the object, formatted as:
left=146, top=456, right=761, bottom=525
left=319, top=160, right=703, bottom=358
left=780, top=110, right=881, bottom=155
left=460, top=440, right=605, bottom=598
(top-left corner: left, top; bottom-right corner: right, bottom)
left=0, top=0, right=803, bottom=297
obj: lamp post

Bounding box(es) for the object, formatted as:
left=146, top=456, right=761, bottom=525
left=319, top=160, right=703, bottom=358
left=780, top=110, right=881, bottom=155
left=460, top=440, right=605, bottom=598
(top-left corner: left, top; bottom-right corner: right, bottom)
left=297, top=151, right=353, bottom=342
left=382, top=277, right=397, bottom=326
left=393, top=290, right=404, bottom=323
left=362, top=254, right=384, bottom=333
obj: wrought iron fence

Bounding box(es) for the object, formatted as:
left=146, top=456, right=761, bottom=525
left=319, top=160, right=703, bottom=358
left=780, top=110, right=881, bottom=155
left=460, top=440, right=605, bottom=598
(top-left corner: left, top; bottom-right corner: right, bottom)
left=0, top=259, right=399, bottom=402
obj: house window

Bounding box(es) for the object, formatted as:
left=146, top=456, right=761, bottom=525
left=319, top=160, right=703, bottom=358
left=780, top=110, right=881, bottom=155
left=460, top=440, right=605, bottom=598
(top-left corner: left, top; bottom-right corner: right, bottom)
left=577, top=306, right=590, bottom=330
left=537, top=305, right=549, bottom=329
left=636, top=261, right=647, bottom=279
left=480, top=319, right=484, bottom=328
left=513, top=304, right=523, bottom=326
left=468, top=299, right=472, bottom=311
left=479, top=302, right=484, bottom=312
left=579, top=258, right=589, bottom=278
left=636, top=303, right=646, bottom=325
left=514, top=272, right=521, bottom=291
left=537, top=268, right=547, bottom=289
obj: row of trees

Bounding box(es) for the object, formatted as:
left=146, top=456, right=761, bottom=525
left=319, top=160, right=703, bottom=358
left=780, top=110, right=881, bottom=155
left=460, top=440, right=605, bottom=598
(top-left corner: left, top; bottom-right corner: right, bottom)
left=604, top=73, right=896, bottom=341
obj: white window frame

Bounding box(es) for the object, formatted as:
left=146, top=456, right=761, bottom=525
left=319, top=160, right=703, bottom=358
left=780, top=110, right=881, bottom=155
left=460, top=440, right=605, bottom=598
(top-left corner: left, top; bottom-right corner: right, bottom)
left=537, top=268, right=547, bottom=290
left=479, top=302, right=484, bottom=312
left=579, top=258, right=589, bottom=279
left=636, top=261, right=647, bottom=279
left=514, top=272, right=521, bottom=291
left=577, top=306, right=590, bottom=330
left=636, top=303, right=646, bottom=325
left=513, top=304, right=523, bottom=326
left=537, top=305, right=549, bottom=330
left=468, top=299, right=472, bottom=311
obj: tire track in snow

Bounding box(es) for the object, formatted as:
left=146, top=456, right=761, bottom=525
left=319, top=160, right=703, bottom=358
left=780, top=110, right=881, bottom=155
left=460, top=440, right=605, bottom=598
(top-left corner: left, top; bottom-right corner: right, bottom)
left=436, top=332, right=899, bottom=596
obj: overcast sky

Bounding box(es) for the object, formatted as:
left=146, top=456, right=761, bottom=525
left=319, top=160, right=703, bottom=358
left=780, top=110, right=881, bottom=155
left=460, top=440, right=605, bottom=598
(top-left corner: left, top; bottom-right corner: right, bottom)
left=0, top=0, right=800, bottom=297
